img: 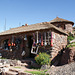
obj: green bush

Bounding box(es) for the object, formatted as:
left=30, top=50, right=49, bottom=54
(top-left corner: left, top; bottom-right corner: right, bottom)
left=35, top=53, right=51, bottom=65
left=67, top=33, right=75, bottom=42
left=66, top=42, right=75, bottom=48
left=68, top=36, right=75, bottom=41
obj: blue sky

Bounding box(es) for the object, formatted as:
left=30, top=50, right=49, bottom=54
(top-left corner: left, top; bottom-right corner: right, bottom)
left=0, top=0, right=75, bottom=32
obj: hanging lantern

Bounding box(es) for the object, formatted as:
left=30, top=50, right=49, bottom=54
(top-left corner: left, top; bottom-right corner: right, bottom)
left=24, top=34, right=27, bottom=40
left=41, top=34, right=43, bottom=46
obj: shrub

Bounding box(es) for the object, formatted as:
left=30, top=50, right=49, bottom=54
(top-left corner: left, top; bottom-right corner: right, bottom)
left=66, top=42, right=75, bottom=48
left=67, top=34, right=75, bottom=42
left=35, top=53, right=51, bottom=65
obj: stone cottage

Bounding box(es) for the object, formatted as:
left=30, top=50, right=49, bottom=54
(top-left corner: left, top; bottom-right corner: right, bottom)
left=50, top=17, right=74, bottom=33
left=0, top=22, right=68, bottom=61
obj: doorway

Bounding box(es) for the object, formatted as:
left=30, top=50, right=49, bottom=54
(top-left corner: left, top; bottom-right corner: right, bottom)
left=27, top=36, right=35, bottom=57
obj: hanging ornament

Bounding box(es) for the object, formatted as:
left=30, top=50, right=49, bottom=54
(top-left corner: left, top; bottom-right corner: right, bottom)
left=8, top=43, right=11, bottom=46
left=44, top=32, right=47, bottom=46
left=51, top=32, right=53, bottom=47
left=39, top=39, right=41, bottom=43
left=12, top=43, right=14, bottom=46
left=24, top=34, right=27, bottom=40
left=14, top=43, right=16, bottom=46
left=39, top=33, right=41, bottom=44
left=12, top=36, right=14, bottom=43
left=33, top=33, right=36, bottom=46
left=8, top=38, right=11, bottom=46
left=41, top=34, right=43, bottom=46
left=36, top=31, right=38, bottom=43
left=11, top=36, right=14, bottom=46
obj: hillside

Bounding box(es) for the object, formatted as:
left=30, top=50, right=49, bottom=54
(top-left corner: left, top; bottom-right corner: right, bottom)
left=46, top=62, right=75, bottom=75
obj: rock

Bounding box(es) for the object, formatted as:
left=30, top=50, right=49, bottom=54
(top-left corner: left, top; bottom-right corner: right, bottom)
left=31, top=61, right=41, bottom=68
left=18, top=71, right=32, bottom=75
left=21, top=63, right=28, bottom=66
left=2, top=67, right=9, bottom=72
left=0, top=63, right=2, bottom=66
left=4, top=64, right=10, bottom=68
left=51, top=65, right=55, bottom=68
left=17, top=60, right=22, bottom=66
left=5, top=71, right=18, bottom=75
left=70, top=39, right=75, bottom=43
left=0, top=68, right=2, bottom=73
left=41, top=65, right=50, bottom=70
left=10, top=62, right=14, bottom=66
left=46, top=62, right=75, bottom=75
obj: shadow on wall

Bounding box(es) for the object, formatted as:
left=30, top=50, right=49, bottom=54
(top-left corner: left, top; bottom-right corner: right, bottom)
left=51, top=48, right=75, bottom=66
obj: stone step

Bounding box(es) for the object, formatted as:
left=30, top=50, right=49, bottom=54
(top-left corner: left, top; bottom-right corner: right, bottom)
left=9, top=69, right=32, bottom=75
left=21, top=60, right=32, bottom=68
left=3, top=70, right=32, bottom=75
left=4, top=71, right=18, bottom=75
left=9, top=68, right=21, bottom=73
left=18, top=71, right=32, bottom=75
left=21, top=60, right=31, bottom=64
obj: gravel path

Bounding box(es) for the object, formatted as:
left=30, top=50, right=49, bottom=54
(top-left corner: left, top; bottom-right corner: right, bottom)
left=46, top=62, right=75, bottom=75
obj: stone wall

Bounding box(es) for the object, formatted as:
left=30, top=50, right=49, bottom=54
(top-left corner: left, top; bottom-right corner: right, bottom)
left=0, top=34, right=30, bottom=60
left=65, top=24, right=73, bottom=33
left=51, top=22, right=73, bottom=33
left=51, top=23, right=65, bottom=30
left=0, top=30, right=67, bottom=61
left=51, top=31, right=67, bottom=59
